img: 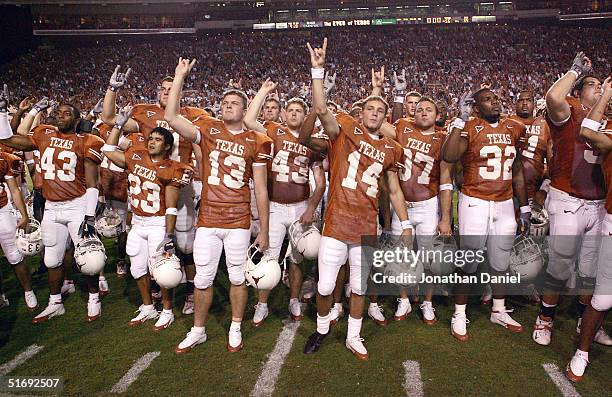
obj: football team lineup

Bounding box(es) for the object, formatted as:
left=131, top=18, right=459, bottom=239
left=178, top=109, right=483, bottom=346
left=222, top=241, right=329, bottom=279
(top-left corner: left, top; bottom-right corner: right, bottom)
left=0, top=13, right=610, bottom=396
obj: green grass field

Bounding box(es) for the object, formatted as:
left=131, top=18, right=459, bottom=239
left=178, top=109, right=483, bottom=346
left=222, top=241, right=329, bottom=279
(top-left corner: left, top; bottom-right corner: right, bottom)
left=0, top=238, right=610, bottom=397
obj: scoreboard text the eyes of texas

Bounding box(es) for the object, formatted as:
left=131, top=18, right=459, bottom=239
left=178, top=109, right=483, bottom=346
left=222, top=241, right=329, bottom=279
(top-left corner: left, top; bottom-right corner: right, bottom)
left=253, top=16, right=496, bottom=30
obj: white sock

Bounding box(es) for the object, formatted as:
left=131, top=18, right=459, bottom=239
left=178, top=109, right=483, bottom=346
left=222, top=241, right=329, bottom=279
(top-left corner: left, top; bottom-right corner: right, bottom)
left=347, top=316, right=362, bottom=338
left=192, top=326, right=205, bottom=334
left=454, top=304, right=466, bottom=316
left=369, top=302, right=379, bottom=308
left=143, top=304, right=155, bottom=310
left=63, top=280, right=73, bottom=285
left=49, top=294, right=62, bottom=304
left=492, top=298, right=505, bottom=312
left=399, top=298, right=410, bottom=304
left=576, top=349, right=589, bottom=361
left=230, top=321, right=241, bottom=331
left=89, top=292, right=99, bottom=301
left=542, top=301, right=556, bottom=308
left=317, top=312, right=331, bottom=334
left=258, top=302, right=268, bottom=308
left=289, top=298, right=299, bottom=305
left=333, top=302, right=343, bottom=311
left=25, top=290, right=35, bottom=297
left=99, top=276, right=106, bottom=281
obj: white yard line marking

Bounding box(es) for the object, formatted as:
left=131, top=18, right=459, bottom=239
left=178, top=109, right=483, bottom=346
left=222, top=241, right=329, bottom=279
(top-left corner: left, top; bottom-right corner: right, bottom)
left=250, top=320, right=301, bottom=397
left=0, top=345, right=44, bottom=376
left=542, top=363, right=581, bottom=397
left=402, top=360, right=424, bottom=397
left=110, top=351, right=160, bottom=394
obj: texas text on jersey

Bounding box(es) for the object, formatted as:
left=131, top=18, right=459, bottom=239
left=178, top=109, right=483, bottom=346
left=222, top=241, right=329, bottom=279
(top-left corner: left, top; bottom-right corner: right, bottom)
left=192, top=114, right=273, bottom=229
left=509, top=115, right=551, bottom=199
left=27, top=124, right=104, bottom=201
left=324, top=112, right=404, bottom=243
left=394, top=118, right=446, bottom=202
left=264, top=120, right=321, bottom=203
left=460, top=116, right=526, bottom=201
left=124, top=147, right=193, bottom=217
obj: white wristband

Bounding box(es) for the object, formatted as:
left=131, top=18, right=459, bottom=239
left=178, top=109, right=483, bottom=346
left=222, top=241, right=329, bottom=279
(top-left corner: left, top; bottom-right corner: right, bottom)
left=439, top=183, right=454, bottom=191
left=0, top=112, right=14, bottom=139
left=101, top=144, right=118, bottom=152
left=85, top=187, right=99, bottom=217
left=539, top=179, right=551, bottom=193
left=567, top=70, right=579, bottom=78
left=28, top=109, right=39, bottom=118
left=394, top=96, right=405, bottom=104
left=451, top=118, right=466, bottom=131
left=400, top=220, right=413, bottom=230
left=311, top=68, right=325, bottom=79
left=520, top=205, right=531, bottom=214
left=581, top=118, right=602, bottom=132
left=165, top=207, right=178, bottom=216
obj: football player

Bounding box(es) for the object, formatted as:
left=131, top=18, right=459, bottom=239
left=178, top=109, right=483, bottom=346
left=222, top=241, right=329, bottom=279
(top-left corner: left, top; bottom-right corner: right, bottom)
left=442, top=88, right=530, bottom=341
left=103, top=107, right=193, bottom=331
left=566, top=78, right=612, bottom=382
left=97, top=122, right=129, bottom=278
left=380, top=96, right=454, bottom=324
left=510, top=90, right=552, bottom=202
left=300, top=39, right=412, bottom=360
left=0, top=87, right=37, bottom=310
left=165, top=58, right=273, bottom=354
left=533, top=53, right=609, bottom=346
left=101, top=67, right=207, bottom=315
left=244, top=79, right=326, bottom=326
left=0, top=92, right=105, bottom=323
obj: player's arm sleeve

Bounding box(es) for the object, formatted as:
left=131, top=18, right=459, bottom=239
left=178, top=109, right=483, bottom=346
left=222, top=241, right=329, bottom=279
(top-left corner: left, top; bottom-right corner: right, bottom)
left=170, top=164, right=193, bottom=189
left=86, top=136, right=105, bottom=165
left=254, top=134, right=274, bottom=165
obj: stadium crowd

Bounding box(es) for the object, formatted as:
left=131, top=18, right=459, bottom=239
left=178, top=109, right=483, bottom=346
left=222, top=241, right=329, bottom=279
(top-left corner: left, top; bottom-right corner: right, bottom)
left=1, top=24, right=610, bottom=115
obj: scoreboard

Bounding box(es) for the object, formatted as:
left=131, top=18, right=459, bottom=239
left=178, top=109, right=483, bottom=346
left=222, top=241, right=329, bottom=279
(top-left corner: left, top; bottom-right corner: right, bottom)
left=253, top=15, right=495, bottom=30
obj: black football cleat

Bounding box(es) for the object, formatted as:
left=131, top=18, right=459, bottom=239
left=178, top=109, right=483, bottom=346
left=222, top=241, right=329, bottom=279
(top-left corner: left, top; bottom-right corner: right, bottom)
left=304, top=331, right=328, bottom=355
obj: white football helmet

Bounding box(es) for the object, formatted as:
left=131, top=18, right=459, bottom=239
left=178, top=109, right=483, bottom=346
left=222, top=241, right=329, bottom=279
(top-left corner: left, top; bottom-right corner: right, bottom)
left=530, top=205, right=549, bottom=237
left=74, top=235, right=107, bottom=275
left=15, top=219, right=43, bottom=256
left=428, top=234, right=458, bottom=276
left=148, top=251, right=182, bottom=289
left=244, top=244, right=281, bottom=290
left=288, top=220, right=321, bottom=260
left=509, top=235, right=544, bottom=282
left=96, top=208, right=123, bottom=238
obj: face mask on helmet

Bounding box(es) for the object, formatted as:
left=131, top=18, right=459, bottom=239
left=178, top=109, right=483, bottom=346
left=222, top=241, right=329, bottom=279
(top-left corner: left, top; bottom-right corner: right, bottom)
left=148, top=251, right=182, bottom=289
left=288, top=220, right=321, bottom=260
left=16, top=219, right=43, bottom=256
left=75, top=235, right=107, bottom=275
left=530, top=206, right=549, bottom=237
left=96, top=208, right=123, bottom=238
left=509, top=236, right=544, bottom=282
left=244, top=244, right=281, bottom=290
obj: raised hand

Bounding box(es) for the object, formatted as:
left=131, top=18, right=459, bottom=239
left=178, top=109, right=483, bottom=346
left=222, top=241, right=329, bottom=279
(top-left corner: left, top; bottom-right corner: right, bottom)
left=393, top=69, right=407, bottom=93
left=19, top=96, right=34, bottom=112
left=570, top=51, right=593, bottom=76
left=175, top=57, right=196, bottom=78
left=324, top=71, right=336, bottom=94
left=32, top=97, right=51, bottom=113
left=306, top=38, right=327, bottom=69
left=0, top=84, right=8, bottom=113
left=91, top=98, right=104, bottom=115
left=108, top=65, right=132, bottom=92
left=601, top=75, right=612, bottom=99
left=458, top=92, right=474, bottom=122
left=259, top=78, right=278, bottom=95
left=114, top=105, right=134, bottom=129
left=371, top=66, right=385, bottom=89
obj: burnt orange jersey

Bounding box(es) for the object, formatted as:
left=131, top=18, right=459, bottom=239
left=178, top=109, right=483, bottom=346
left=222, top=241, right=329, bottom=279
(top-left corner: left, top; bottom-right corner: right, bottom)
left=98, top=124, right=128, bottom=202
left=131, top=104, right=206, bottom=164
left=124, top=147, right=192, bottom=217
left=510, top=115, right=551, bottom=198
left=600, top=119, right=612, bottom=214
left=394, top=119, right=446, bottom=202
left=0, top=142, right=26, bottom=182
left=28, top=125, right=104, bottom=202
left=460, top=117, right=526, bottom=201
left=193, top=115, right=273, bottom=229
left=0, top=152, right=23, bottom=209
left=324, top=113, right=404, bottom=243
left=264, top=121, right=321, bottom=203
left=546, top=97, right=606, bottom=200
